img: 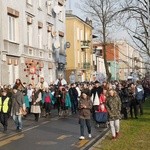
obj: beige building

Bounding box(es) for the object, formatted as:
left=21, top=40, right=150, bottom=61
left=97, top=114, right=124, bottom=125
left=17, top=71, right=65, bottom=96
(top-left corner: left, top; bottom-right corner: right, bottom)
left=117, top=41, right=144, bottom=80
left=66, top=12, right=94, bottom=82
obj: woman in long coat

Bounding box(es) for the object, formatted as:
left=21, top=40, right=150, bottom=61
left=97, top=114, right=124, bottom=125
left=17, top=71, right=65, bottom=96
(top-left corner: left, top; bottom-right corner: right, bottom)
left=31, top=86, right=42, bottom=121
left=106, top=89, right=121, bottom=140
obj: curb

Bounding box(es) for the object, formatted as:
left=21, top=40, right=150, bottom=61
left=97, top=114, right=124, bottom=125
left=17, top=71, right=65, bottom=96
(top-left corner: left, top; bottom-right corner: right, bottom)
left=81, top=128, right=110, bottom=150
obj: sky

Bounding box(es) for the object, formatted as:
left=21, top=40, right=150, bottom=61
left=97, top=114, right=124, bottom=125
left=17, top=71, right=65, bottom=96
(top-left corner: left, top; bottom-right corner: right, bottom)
left=65, top=0, right=134, bottom=44
left=66, top=0, right=85, bottom=19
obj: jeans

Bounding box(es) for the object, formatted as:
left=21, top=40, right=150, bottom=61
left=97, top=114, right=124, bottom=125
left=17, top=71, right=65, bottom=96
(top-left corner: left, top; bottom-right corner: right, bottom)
left=138, top=100, right=143, bottom=115
left=13, top=115, right=22, bottom=130
left=71, top=100, right=78, bottom=114
left=79, top=118, right=91, bottom=136
left=110, top=119, right=120, bottom=137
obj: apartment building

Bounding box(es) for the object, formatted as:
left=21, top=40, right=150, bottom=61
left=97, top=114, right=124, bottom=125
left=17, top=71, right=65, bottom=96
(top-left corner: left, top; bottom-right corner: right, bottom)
left=117, top=41, right=144, bottom=80
left=0, top=0, right=67, bottom=85
left=66, top=12, right=93, bottom=82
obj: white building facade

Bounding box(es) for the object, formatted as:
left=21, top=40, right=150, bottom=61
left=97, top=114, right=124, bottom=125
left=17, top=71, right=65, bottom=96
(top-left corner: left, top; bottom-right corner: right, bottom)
left=117, top=41, right=145, bottom=80
left=0, top=0, right=67, bottom=85
left=92, top=44, right=106, bottom=82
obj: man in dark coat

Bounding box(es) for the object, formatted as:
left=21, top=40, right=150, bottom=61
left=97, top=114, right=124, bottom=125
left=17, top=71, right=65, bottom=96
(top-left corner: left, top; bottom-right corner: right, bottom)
left=69, top=83, right=78, bottom=114
left=91, top=81, right=103, bottom=119
left=11, top=85, right=24, bottom=131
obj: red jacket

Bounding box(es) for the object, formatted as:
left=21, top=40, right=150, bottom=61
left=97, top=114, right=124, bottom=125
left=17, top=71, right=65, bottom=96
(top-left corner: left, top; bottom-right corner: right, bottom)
left=98, top=94, right=107, bottom=112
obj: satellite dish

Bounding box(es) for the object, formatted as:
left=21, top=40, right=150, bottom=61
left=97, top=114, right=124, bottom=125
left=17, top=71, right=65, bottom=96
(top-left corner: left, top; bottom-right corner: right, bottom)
left=53, top=5, right=62, bottom=14
left=54, top=40, right=60, bottom=49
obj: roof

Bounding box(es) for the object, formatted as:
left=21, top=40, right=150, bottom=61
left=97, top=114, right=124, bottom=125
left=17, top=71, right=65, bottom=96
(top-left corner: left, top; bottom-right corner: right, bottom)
left=66, top=13, right=93, bottom=28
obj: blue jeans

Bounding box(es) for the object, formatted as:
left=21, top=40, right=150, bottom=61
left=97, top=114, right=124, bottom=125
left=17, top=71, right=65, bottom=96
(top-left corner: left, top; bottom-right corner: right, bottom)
left=79, top=118, right=91, bottom=136
left=13, top=115, right=22, bottom=130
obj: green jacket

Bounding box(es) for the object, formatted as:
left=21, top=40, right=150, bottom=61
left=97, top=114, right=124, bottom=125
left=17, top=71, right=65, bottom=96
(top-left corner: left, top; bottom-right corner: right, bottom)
left=106, top=95, right=121, bottom=121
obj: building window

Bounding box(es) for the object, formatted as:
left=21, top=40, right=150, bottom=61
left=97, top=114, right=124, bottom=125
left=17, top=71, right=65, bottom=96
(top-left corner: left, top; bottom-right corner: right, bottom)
left=77, top=28, right=80, bottom=40
left=58, top=11, right=63, bottom=22
left=28, top=48, right=33, bottom=55
left=85, top=33, right=88, bottom=41
left=59, top=36, right=64, bottom=52
left=47, top=1, right=52, bottom=15
left=39, top=51, right=43, bottom=57
left=49, top=53, right=52, bottom=59
left=80, top=29, right=83, bottom=41
left=38, top=0, right=42, bottom=9
left=27, top=23, right=33, bottom=46
left=100, top=49, right=103, bottom=56
left=81, top=52, right=84, bottom=63
left=47, top=32, right=52, bottom=50
left=27, top=0, right=32, bottom=5
left=78, top=50, right=80, bottom=63
left=8, top=15, right=18, bottom=42
left=38, top=28, right=42, bottom=49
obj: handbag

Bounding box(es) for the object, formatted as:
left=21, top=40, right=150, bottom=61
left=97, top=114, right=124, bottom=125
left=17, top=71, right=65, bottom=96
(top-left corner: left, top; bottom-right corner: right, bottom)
left=95, top=112, right=108, bottom=123
left=19, top=107, right=27, bottom=116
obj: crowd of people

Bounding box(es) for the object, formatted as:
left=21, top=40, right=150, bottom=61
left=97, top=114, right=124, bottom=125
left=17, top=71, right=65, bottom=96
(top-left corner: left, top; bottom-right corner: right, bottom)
left=0, top=75, right=149, bottom=141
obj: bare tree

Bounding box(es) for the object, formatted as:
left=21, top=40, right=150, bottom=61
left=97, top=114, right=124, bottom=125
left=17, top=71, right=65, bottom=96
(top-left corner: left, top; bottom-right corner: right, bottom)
left=118, top=0, right=150, bottom=60
left=81, top=0, right=121, bottom=81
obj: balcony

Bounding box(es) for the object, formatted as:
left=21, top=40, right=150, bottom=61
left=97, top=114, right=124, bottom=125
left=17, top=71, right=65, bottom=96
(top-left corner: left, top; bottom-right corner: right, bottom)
left=3, top=40, right=20, bottom=56
left=81, top=40, right=90, bottom=49
left=81, top=62, right=91, bottom=70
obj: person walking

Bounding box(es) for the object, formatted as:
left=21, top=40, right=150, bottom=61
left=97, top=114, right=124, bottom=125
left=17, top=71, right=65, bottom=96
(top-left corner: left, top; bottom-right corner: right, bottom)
left=69, top=83, right=78, bottom=114
left=0, top=89, right=11, bottom=132
left=43, top=88, right=52, bottom=117
left=11, top=85, right=24, bottom=132
left=106, top=89, right=121, bottom=140
left=31, top=86, right=42, bottom=122
left=78, top=90, right=92, bottom=140
left=135, top=80, right=144, bottom=115
left=128, top=83, right=138, bottom=119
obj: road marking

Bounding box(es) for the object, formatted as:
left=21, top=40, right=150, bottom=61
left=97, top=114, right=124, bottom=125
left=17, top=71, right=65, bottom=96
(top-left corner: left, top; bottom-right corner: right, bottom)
left=75, top=139, right=89, bottom=148
left=0, top=134, right=24, bottom=147
left=41, top=121, right=50, bottom=125
left=37, top=141, right=57, bottom=145
left=57, top=135, right=72, bottom=140
left=0, top=133, right=4, bottom=138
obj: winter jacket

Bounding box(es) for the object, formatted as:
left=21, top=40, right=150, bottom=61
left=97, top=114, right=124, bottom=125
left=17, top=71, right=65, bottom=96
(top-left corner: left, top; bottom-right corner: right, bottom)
left=106, top=95, right=121, bottom=121
left=11, top=91, right=24, bottom=115
left=135, top=85, right=144, bottom=101
left=78, top=97, right=92, bottom=119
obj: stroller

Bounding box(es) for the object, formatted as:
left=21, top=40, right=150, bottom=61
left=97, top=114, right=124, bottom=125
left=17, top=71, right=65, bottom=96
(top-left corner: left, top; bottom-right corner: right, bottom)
left=94, top=94, right=108, bottom=128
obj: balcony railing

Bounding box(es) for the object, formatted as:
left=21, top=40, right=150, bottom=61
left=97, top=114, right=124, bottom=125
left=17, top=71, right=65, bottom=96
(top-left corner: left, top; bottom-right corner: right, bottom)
left=81, top=40, right=90, bottom=49
left=81, top=62, right=91, bottom=70
left=4, top=40, right=20, bottom=56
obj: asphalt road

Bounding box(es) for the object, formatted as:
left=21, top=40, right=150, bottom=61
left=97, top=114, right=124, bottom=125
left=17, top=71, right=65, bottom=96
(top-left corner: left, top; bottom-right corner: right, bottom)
left=0, top=112, right=108, bottom=150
